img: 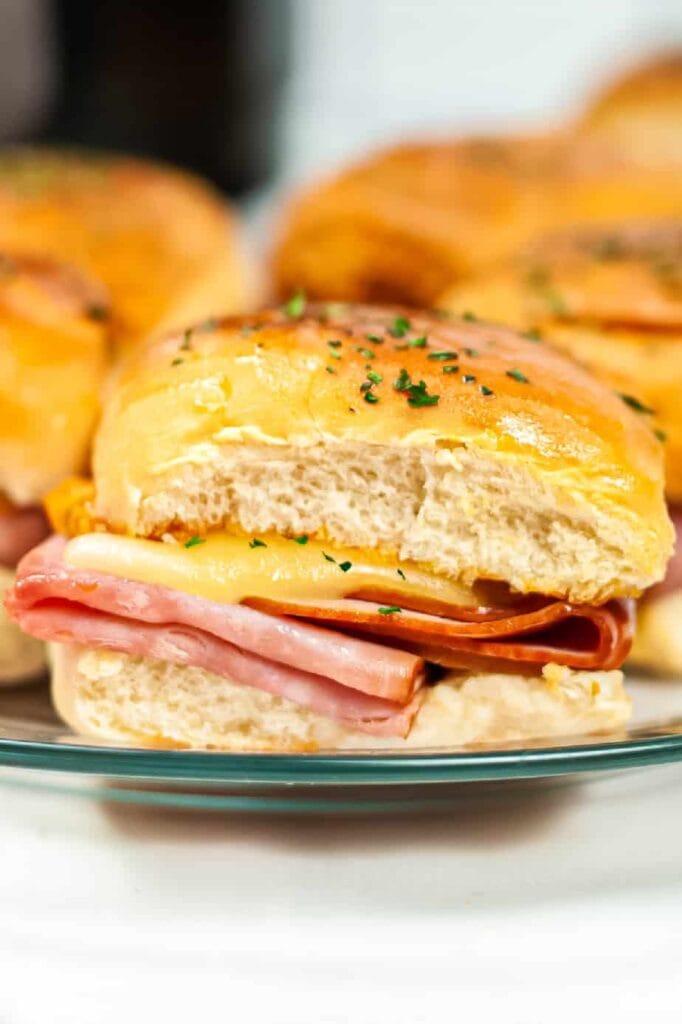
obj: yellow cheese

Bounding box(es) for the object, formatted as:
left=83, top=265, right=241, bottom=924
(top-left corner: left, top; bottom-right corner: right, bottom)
left=64, top=531, right=477, bottom=607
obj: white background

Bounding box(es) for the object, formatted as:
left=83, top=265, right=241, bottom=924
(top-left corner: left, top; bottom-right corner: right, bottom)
left=2, top=2, right=682, bottom=1022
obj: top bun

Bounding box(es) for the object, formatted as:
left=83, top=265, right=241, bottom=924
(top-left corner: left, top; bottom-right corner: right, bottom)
left=0, top=252, right=109, bottom=506
left=580, top=50, right=682, bottom=167
left=439, top=220, right=682, bottom=498
left=0, top=147, right=249, bottom=347
left=273, top=133, right=682, bottom=308
left=80, top=302, right=672, bottom=603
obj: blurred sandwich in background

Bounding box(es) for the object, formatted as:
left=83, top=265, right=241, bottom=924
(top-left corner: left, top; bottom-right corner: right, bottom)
left=439, top=219, right=682, bottom=676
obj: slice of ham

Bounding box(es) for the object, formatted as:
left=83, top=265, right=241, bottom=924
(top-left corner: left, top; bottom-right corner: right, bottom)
left=0, top=507, right=49, bottom=569
left=244, top=594, right=634, bottom=672
left=6, top=536, right=425, bottom=736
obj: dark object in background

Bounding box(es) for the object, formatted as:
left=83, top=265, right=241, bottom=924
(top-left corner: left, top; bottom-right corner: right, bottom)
left=2, top=0, right=291, bottom=197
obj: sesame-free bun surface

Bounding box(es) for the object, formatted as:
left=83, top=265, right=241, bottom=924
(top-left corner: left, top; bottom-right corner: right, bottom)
left=0, top=147, right=249, bottom=347
left=0, top=252, right=109, bottom=507
left=52, top=645, right=630, bottom=752
left=440, top=220, right=682, bottom=498
left=273, top=133, right=682, bottom=307
left=88, top=303, right=671, bottom=602
left=580, top=50, right=682, bottom=167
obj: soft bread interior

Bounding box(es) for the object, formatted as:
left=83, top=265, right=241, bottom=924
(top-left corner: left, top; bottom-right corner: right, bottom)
left=101, top=441, right=667, bottom=603
left=0, top=567, right=45, bottom=685
left=631, top=590, right=682, bottom=676
left=51, top=644, right=630, bottom=752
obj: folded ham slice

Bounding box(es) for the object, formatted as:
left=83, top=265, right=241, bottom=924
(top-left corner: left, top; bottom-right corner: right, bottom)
left=0, top=507, right=49, bottom=569
left=6, top=535, right=634, bottom=738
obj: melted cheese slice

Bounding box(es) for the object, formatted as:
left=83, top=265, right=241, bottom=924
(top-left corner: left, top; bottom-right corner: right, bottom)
left=64, top=531, right=478, bottom=607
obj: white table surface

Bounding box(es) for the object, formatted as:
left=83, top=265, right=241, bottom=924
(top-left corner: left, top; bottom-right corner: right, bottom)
left=1, top=762, right=681, bottom=1023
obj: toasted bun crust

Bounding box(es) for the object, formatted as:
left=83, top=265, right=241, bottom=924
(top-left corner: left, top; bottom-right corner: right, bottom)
left=273, top=133, right=682, bottom=306
left=51, top=644, right=630, bottom=752
left=0, top=253, right=109, bottom=506
left=439, top=220, right=682, bottom=498
left=83, top=303, right=672, bottom=602
left=580, top=50, right=682, bottom=166
left=0, top=147, right=249, bottom=347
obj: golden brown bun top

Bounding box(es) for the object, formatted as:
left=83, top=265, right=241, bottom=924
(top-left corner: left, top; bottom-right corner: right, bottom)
left=0, top=252, right=109, bottom=506
left=438, top=219, right=682, bottom=497
left=0, top=147, right=247, bottom=348
left=273, top=132, right=682, bottom=307
left=96, top=301, right=666, bottom=521
left=581, top=50, right=682, bottom=164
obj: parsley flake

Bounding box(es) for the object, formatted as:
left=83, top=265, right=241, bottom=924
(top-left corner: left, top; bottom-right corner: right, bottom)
left=366, top=370, right=383, bottom=384
left=462, top=374, right=476, bottom=384
left=378, top=606, right=402, bottom=615
left=655, top=428, right=668, bottom=442
left=249, top=539, right=268, bottom=549
left=184, top=535, right=205, bottom=549
left=396, top=568, right=407, bottom=581
left=463, top=347, right=479, bottom=358
left=443, top=365, right=459, bottom=374
left=356, top=346, right=375, bottom=359
left=427, top=350, right=458, bottom=361
left=407, top=380, right=439, bottom=408
left=506, top=368, right=529, bottom=383
left=363, top=391, right=380, bottom=404
left=407, top=336, right=427, bottom=348
left=480, top=385, right=494, bottom=396
left=394, top=368, right=412, bottom=392
left=325, top=366, right=336, bottom=374
left=179, top=329, right=193, bottom=351
left=338, top=561, right=352, bottom=573
left=284, top=290, right=306, bottom=318
left=327, top=339, right=342, bottom=348
left=389, top=315, right=411, bottom=338
left=366, top=334, right=384, bottom=344
left=462, top=311, right=478, bottom=322
left=293, top=535, right=309, bottom=544
left=171, top=358, right=184, bottom=366
left=618, top=392, right=655, bottom=415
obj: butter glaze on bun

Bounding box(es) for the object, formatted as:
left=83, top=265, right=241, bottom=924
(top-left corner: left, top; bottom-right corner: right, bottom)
left=0, top=252, right=109, bottom=507
left=0, top=147, right=249, bottom=347
left=273, top=133, right=682, bottom=307
left=87, top=302, right=672, bottom=603
left=439, top=220, right=682, bottom=498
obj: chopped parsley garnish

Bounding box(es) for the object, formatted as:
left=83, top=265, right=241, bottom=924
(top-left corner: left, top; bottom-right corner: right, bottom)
left=284, top=290, right=306, bottom=318
left=407, top=336, right=427, bottom=348
left=323, top=552, right=352, bottom=572
left=184, top=535, right=205, bottom=549
left=394, top=368, right=412, bottom=392
left=427, top=350, right=458, bottom=361
left=522, top=328, right=543, bottom=342
left=389, top=315, right=411, bottom=338
left=655, top=428, right=668, bottom=442
left=618, top=392, right=655, bottom=415
left=462, top=311, right=478, bottom=322
left=462, top=373, right=476, bottom=384
left=325, top=365, right=336, bottom=374
left=366, top=370, right=383, bottom=384
left=327, top=339, right=342, bottom=348
left=396, top=568, right=406, bottom=581
left=378, top=605, right=402, bottom=615
left=86, top=303, right=109, bottom=321
left=249, top=538, right=268, bottom=549
left=171, top=358, right=184, bottom=366
left=179, top=330, right=193, bottom=351
left=356, top=346, right=375, bottom=359
left=293, top=535, right=309, bottom=544
left=328, top=350, right=341, bottom=360
left=406, top=380, right=439, bottom=408
left=363, top=391, right=379, bottom=404
left=442, top=365, right=459, bottom=374
left=366, top=334, right=384, bottom=344
left=463, top=347, right=479, bottom=358
left=480, top=385, right=494, bottom=396
left=506, top=368, right=529, bottom=383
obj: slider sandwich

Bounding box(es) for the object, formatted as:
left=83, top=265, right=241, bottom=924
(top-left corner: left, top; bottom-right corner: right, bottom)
left=0, top=147, right=249, bottom=348
left=0, top=254, right=109, bottom=682
left=6, top=304, right=672, bottom=749
left=440, top=220, right=682, bottom=675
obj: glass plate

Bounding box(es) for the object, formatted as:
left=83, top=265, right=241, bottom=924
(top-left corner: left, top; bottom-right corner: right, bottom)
left=0, top=675, right=681, bottom=812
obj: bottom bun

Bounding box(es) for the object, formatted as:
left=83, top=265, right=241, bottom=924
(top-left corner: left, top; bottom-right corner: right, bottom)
left=51, top=644, right=630, bottom=751
left=0, top=567, right=46, bottom=685
left=631, top=590, right=682, bottom=676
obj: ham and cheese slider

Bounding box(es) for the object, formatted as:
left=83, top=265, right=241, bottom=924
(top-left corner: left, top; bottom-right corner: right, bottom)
left=273, top=131, right=682, bottom=309
left=0, top=147, right=250, bottom=349
left=0, top=253, right=109, bottom=682
left=6, top=303, right=672, bottom=749
left=440, top=220, right=682, bottom=675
